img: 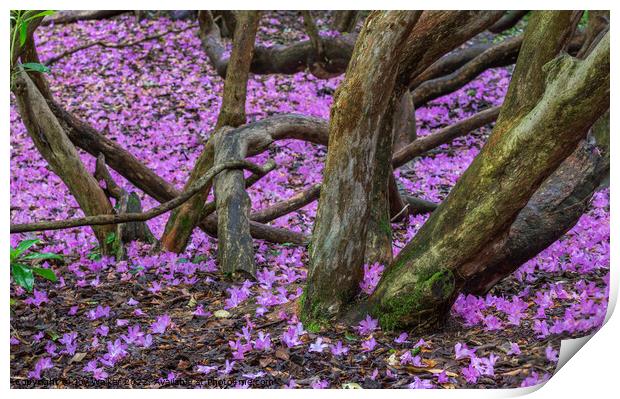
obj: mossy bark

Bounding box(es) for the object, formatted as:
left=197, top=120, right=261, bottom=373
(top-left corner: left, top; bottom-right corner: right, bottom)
left=302, top=11, right=423, bottom=321
left=302, top=11, right=504, bottom=323
left=463, top=111, right=609, bottom=295
left=365, top=17, right=609, bottom=331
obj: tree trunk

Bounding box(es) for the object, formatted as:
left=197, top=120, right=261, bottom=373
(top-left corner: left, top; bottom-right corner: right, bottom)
left=392, top=91, right=417, bottom=152
left=463, top=111, right=609, bottom=295
left=301, top=11, right=501, bottom=322
left=12, top=72, right=116, bottom=251
left=364, top=14, right=609, bottom=331
left=161, top=11, right=259, bottom=254
left=332, top=11, right=358, bottom=32
left=302, top=11, right=423, bottom=321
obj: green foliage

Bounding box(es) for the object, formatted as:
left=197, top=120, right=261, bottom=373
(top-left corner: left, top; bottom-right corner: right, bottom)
left=10, top=10, right=55, bottom=81
left=21, top=62, right=50, bottom=73
left=305, top=321, right=322, bottom=333
left=10, top=238, right=61, bottom=292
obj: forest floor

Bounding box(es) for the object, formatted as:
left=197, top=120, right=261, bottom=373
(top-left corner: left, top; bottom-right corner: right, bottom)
left=10, top=11, right=610, bottom=389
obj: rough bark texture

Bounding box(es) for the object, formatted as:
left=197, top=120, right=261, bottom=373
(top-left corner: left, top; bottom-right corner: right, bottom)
left=398, top=11, right=504, bottom=89
left=211, top=12, right=261, bottom=276
left=365, top=15, right=609, bottom=331
left=464, top=12, right=611, bottom=295
left=463, top=112, right=610, bottom=295
left=392, top=92, right=417, bottom=152
left=215, top=11, right=259, bottom=129
left=302, top=10, right=503, bottom=322
left=12, top=72, right=115, bottom=250
left=214, top=129, right=258, bottom=276
left=576, top=10, right=610, bottom=59
left=302, top=11, right=423, bottom=321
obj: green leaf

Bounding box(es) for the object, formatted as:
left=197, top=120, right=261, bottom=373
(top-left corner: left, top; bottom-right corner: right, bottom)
left=15, top=238, right=40, bottom=257
left=344, top=332, right=358, bottom=342
left=22, top=252, right=63, bottom=262
left=19, top=21, right=27, bottom=46
left=10, top=248, right=20, bottom=264
left=32, top=267, right=57, bottom=283
left=88, top=251, right=102, bottom=261
left=11, top=263, right=34, bottom=292
left=21, top=63, right=50, bottom=73
left=24, top=10, right=56, bottom=22
left=105, top=232, right=117, bottom=245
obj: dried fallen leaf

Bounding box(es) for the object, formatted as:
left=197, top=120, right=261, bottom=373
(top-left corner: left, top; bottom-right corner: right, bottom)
left=213, top=310, right=230, bottom=318
left=426, top=368, right=458, bottom=377
left=177, top=359, right=190, bottom=370
left=275, top=347, right=290, bottom=361
left=69, top=352, right=87, bottom=364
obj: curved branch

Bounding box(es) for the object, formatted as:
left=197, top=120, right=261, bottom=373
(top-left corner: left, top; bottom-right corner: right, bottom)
left=410, top=42, right=492, bottom=89
left=392, top=106, right=501, bottom=168
left=40, top=10, right=128, bottom=26
left=198, top=10, right=356, bottom=79
left=11, top=160, right=270, bottom=234
left=411, top=36, right=523, bottom=107
left=45, top=25, right=197, bottom=66
left=250, top=184, right=322, bottom=223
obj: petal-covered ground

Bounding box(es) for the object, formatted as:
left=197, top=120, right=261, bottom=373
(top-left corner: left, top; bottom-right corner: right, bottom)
left=10, top=12, right=609, bottom=389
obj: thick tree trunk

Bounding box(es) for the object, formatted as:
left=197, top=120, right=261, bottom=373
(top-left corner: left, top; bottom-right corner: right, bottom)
left=12, top=72, right=115, bottom=251
left=364, top=14, right=609, bottom=331
left=464, top=11, right=611, bottom=294
left=301, top=11, right=501, bottom=322
left=302, top=11, right=423, bottom=321
left=463, top=112, right=609, bottom=295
